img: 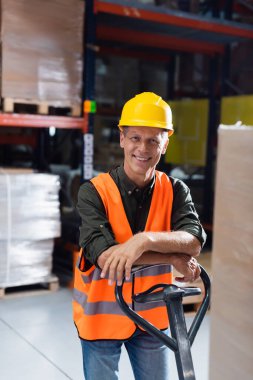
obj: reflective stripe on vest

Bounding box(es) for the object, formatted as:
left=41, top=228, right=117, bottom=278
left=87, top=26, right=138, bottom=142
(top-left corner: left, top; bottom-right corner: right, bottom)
left=73, top=170, right=173, bottom=340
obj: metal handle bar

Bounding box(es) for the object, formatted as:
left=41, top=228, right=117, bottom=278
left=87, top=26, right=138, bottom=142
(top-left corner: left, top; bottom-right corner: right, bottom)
left=133, top=283, right=202, bottom=303
left=115, top=264, right=211, bottom=351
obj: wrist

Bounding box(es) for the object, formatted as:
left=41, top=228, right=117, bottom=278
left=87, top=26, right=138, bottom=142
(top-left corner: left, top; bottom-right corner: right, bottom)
left=142, top=231, right=156, bottom=251
left=139, top=232, right=152, bottom=253
left=168, top=253, right=176, bottom=266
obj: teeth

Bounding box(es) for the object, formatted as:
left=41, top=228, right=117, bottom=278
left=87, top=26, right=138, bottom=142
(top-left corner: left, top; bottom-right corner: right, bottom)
left=136, top=157, right=148, bottom=161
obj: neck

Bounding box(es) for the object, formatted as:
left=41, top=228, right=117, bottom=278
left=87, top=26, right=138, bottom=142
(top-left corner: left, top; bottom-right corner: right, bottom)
left=123, top=164, right=155, bottom=188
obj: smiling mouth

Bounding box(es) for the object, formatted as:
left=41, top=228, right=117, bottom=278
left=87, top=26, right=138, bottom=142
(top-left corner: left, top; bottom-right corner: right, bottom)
left=133, top=155, right=150, bottom=162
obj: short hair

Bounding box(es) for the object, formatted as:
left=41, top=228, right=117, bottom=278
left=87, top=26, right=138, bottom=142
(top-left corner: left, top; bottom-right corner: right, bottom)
left=121, top=126, right=169, bottom=142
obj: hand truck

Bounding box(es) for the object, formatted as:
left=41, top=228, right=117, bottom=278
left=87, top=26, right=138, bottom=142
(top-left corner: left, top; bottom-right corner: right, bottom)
left=115, top=264, right=211, bottom=380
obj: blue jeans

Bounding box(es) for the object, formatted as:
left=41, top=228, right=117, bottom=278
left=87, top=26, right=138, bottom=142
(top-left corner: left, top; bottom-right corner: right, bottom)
left=80, top=328, right=170, bottom=380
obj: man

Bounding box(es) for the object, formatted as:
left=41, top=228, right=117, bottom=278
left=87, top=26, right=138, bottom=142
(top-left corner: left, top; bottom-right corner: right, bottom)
left=73, top=92, right=206, bottom=380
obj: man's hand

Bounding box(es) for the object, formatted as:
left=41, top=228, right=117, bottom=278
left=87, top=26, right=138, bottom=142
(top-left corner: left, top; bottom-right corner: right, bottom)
left=172, top=253, right=201, bottom=283
left=97, top=248, right=112, bottom=269
left=97, top=232, right=201, bottom=286
left=99, top=234, right=146, bottom=286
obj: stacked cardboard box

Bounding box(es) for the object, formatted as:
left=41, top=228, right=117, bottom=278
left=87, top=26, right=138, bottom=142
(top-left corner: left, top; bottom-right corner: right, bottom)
left=0, top=170, right=61, bottom=287
left=0, top=0, right=84, bottom=111
left=209, top=125, right=253, bottom=380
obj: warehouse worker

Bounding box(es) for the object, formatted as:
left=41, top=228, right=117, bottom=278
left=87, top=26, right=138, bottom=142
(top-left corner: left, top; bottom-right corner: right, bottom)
left=73, top=92, right=206, bottom=380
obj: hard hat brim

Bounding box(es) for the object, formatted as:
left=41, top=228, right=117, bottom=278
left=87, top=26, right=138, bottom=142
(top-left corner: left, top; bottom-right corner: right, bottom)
left=118, top=122, right=174, bottom=136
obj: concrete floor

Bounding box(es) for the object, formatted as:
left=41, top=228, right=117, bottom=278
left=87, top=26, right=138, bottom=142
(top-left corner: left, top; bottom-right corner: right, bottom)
left=0, top=288, right=210, bottom=380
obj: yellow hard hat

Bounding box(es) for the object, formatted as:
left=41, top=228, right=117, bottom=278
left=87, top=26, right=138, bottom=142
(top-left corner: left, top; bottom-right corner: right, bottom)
left=118, top=92, right=174, bottom=136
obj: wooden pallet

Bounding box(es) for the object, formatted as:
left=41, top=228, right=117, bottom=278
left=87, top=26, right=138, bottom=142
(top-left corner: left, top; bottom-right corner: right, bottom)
left=0, top=275, right=59, bottom=299
left=2, top=97, right=81, bottom=117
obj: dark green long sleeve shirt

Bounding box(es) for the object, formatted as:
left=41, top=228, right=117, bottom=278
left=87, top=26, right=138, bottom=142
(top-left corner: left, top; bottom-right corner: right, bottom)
left=77, top=165, right=206, bottom=267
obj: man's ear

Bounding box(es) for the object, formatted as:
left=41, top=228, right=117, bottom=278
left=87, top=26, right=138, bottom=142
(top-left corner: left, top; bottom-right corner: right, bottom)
left=120, top=131, right=125, bottom=148
left=162, top=139, right=169, bottom=155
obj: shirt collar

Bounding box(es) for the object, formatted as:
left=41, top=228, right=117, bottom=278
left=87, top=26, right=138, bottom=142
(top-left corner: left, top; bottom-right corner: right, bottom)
left=118, top=164, right=155, bottom=197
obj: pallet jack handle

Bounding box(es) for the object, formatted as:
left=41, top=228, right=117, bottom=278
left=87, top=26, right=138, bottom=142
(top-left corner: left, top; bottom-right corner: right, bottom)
left=115, top=265, right=211, bottom=380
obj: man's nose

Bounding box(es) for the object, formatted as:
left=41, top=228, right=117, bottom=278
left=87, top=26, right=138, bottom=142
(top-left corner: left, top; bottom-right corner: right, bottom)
left=138, top=140, right=149, bottom=152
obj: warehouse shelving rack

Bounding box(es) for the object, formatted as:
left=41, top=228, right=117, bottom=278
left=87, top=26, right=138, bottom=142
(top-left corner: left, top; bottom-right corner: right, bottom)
left=83, top=0, right=253, bottom=224
left=0, top=0, right=253, bottom=224
left=0, top=113, right=85, bottom=169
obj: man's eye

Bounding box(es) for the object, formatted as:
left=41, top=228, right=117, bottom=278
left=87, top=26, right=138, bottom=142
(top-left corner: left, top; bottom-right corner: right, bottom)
left=150, top=139, right=159, bottom=145
left=130, top=136, right=139, bottom=142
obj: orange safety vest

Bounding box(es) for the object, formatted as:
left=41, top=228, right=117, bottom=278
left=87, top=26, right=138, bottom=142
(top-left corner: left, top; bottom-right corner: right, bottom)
left=73, top=170, right=174, bottom=340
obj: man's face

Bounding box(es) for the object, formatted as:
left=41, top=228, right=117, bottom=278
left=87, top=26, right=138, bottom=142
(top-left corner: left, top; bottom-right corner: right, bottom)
left=120, top=126, right=169, bottom=186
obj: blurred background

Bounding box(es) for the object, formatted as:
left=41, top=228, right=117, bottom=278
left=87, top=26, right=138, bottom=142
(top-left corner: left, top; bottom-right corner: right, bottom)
left=0, top=1, right=252, bottom=379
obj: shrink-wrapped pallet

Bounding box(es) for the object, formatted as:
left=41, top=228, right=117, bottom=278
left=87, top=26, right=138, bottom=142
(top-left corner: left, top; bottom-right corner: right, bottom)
left=0, top=170, right=61, bottom=287
left=1, top=0, right=84, bottom=110
left=209, top=124, right=253, bottom=380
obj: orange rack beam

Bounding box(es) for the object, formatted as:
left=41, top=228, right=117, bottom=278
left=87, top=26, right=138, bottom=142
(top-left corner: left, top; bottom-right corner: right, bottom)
left=0, top=113, right=85, bottom=131
left=95, top=0, right=253, bottom=40
left=97, top=25, right=224, bottom=55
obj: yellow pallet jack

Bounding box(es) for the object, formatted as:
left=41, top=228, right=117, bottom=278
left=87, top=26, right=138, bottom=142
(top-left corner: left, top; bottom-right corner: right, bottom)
left=115, top=265, right=211, bottom=380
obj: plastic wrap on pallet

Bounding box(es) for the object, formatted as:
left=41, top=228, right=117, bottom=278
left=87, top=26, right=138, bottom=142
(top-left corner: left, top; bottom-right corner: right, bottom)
left=1, top=0, right=84, bottom=106
left=209, top=124, right=253, bottom=380
left=0, top=172, right=61, bottom=240
left=0, top=170, right=61, bottom=288
left=0, top=239, right=54, bottom=287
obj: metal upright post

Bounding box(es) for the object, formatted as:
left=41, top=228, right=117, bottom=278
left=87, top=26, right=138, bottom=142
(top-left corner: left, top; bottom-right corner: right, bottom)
left=203, top=1, right=234, bottom=223
left=158, top=55, right=175, bottom=174
left=81, top=0, right=97, bottom=181
left=224, top=0, right=234, bottom=20
left=167, top=55, right=176, bottom=100
left=221, top=0, right=233, bottom=96
left=203, top=54, right=219, bottom=224
left=34, top=129, right=49, bottom=171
